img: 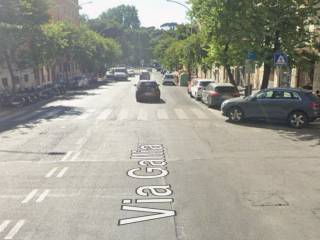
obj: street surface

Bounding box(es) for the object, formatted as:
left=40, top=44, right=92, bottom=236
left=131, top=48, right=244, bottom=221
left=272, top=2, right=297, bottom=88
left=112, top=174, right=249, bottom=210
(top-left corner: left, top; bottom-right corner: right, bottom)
left=0, top=72, right=320, bottom=240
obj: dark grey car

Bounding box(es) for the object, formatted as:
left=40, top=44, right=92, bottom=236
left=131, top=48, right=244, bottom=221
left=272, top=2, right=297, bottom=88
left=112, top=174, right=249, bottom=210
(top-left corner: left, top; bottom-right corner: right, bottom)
left=202, top=83, right=240, bottom=108
left=221, top=88, right=320, bottom=128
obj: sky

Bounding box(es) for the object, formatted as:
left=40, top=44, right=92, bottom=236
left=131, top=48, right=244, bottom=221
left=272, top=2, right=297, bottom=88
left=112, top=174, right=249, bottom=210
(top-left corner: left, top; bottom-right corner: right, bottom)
left=79, top=0, right=190, bottom=28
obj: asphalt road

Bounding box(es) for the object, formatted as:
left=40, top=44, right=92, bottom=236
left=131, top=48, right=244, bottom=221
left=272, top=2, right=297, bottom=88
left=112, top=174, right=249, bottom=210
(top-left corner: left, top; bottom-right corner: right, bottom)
left=0, top=72, right=320, bottom=240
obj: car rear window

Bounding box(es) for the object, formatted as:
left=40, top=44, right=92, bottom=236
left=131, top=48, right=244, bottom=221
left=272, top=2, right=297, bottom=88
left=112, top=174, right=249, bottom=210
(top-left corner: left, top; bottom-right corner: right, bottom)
left=140, top=82, right=157, bottom=88
left=200, top=81, right=212, bottom=87
left=215, top=86, right=236, bottom=93
left=165, top=75, right=174, bottom=78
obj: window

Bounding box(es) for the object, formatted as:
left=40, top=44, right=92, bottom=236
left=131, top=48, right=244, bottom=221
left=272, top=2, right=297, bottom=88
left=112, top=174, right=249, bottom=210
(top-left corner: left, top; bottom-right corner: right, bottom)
left=24, top=74, right=29, bottom=82
left=1, top=78, right=8, bottom=87
left=256, top=90, right=273, bottom=99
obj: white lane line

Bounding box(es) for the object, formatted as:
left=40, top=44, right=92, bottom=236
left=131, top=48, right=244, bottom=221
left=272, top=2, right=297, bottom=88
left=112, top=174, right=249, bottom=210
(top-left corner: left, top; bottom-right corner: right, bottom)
left=137, top=109, right=148, bottom=121
left=36, top=190, right=50, bottom=203
left=191, top=108, right=209, bottom=119
left=69, top=151, right=81, bottom=162
left=61, top=151, right=73, bottom=162
left=45, top=167, right=58, bottom=178
left=21, top=189, right=38, bottom=204
left=56, top=167, right=69, bottom=178
left=118, top=109, right=128, bottom=120
left=4, top=220, right=25, bottom=240
left=76, top=137, right=87, bottom=145
left=0, top=220, right=11, bottom=233
left=97, top=109, right=112, bottom=120
left=174, top=108, right=188, bottom=120
left=157, top=109, right=169, bottom=120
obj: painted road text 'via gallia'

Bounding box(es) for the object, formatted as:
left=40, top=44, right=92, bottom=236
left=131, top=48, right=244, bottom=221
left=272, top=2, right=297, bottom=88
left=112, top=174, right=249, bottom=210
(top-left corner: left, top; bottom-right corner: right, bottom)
left=118, top=144, right=176, bottom=225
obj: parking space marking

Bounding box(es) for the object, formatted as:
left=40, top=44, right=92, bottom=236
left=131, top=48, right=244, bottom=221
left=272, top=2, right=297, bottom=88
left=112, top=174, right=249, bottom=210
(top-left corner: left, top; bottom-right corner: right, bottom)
left=137, top=110, right=148, bottom=121
left=191, top=108, right=209, bottom=119
left=97, top=109, right=113, bottom=120
left=21, top=189, right=38, bottom=204
left=61, top=151, right=73, bottom=162
left=36, top=190, right=50, bottom=203
left=4, top=220, right=25, bottom=240
left=174, top=108, right=188, bottom=120
left=45, top=167, right=58, bottom=178
left=0, top=221, right=10, bottom=233
left=156, top=109, right=169, bottom=120
left=56, top=167, right=69, bottom=178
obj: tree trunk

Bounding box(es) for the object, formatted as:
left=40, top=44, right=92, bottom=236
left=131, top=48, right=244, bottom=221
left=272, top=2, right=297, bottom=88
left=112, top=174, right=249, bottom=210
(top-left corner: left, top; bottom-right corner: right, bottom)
left=4, top=50, right=16, bottom=91
left=225, top=64, right=237, bottom=86
left=261, top=63, right=271, bottom=89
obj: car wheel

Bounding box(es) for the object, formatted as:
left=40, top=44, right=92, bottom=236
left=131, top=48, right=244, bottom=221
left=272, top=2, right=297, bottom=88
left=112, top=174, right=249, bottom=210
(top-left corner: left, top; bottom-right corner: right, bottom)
left=136, top=97, right=141, bottom=102
left=227, top=107, right=244, bottom=122
left=288, top=111, right=308, bottom=128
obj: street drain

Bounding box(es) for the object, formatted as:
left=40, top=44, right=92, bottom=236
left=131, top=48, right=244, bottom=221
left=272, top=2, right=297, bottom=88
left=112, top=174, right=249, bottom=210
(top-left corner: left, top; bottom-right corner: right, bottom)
left=243, top=191, right=289, bottom=207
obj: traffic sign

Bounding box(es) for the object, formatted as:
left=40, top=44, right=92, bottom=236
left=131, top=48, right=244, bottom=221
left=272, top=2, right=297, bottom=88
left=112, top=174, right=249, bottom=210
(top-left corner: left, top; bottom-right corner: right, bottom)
left=247, top=51, right=257, bottom=61
left=274, top=52, right=288, bottom=66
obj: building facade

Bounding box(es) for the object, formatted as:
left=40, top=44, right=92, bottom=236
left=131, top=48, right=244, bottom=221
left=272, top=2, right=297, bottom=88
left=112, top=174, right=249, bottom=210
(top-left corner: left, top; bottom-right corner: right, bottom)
left=0, top=0, right=80, bottom=92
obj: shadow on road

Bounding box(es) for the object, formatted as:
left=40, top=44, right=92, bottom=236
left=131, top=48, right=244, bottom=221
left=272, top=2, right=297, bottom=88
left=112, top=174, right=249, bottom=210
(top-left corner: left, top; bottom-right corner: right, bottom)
left=227, top=119, right=320, bottom=146
left=137, top=99, right=166, bottom=104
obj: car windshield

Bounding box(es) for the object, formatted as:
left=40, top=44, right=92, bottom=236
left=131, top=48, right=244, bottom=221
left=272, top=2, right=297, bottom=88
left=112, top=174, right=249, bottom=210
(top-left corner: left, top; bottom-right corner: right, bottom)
left=165, top=74, right=174, bottom=78
left=200, top=81, right=213, bottom=87
left=114, top=68, right=127, bottom=73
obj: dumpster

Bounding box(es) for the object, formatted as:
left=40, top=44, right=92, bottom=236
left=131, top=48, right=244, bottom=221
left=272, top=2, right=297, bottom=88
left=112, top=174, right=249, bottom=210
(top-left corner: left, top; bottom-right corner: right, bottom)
left=179, top=73, right=189, bottom=86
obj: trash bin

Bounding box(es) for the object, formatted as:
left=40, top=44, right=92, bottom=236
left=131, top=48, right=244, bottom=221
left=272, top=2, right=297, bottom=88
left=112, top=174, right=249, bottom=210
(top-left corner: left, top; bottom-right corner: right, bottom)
left=179, top=73, right=190, bottom=86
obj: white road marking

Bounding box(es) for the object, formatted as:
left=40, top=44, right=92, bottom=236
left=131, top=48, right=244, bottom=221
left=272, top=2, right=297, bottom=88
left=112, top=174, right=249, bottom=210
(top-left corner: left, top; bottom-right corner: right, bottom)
left=76, top=137, right=87, bottom=145
left=174, top=108, right=188, bottom=120
left=21, top=189, right=38, bottom=204
left=4, top=220, right=25, bottom=240
left=97, top=109, right=112, bottom=120
left=36, top=190, right=50, bottom=203
left=0, top=220, right=10, bottom=233
left=56, top=167, right=69, bottom=178
left=191, top=108, right=209, bottom=119
left=157, top=109, right=169, bottom=120
left=70, top=151, right=81, bottom=162
left=45, top=167, right=58, bottom=178
left=137, top=109, right=148, bottom=121
left=118, top=109, right=128, bottom=120
left=61, top=151, right=73, bottom=162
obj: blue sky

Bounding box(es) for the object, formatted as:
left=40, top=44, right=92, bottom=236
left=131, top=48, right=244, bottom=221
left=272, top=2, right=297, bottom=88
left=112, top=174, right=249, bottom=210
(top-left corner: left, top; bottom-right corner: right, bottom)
left=79, top=0, right=189, bottom=28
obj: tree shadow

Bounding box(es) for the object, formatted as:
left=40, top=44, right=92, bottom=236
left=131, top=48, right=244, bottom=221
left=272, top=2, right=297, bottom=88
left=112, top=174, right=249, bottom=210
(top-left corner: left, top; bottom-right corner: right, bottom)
left=227, top=119, right=320, bottom=146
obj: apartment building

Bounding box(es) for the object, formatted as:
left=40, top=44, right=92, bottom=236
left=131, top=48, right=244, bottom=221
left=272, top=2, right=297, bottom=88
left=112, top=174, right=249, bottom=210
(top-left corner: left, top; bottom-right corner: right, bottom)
left=0, top=0, right=80, bottom=92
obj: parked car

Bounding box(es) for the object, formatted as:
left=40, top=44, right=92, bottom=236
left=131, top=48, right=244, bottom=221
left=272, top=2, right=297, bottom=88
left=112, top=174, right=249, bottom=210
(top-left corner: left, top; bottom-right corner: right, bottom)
left=105, top=71, right=114, bottom=80
left=202, top=83, right=240, bottom=108
left=162, top=73, right=176, bottom=86
left=135, top=80, right=161, bottom=102
left=113, top=67, right=128, bottom=81
left=190, top=79, right=214, bottom=100
left=221, top=88, right=320, bottom=128
left=139, top=70, right=151, bottom=80
left=128, top=69, right=135, bottom=77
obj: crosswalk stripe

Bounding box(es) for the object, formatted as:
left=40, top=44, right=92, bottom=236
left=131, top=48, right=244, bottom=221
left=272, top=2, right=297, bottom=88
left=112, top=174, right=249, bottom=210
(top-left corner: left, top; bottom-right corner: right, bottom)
left=22, top=189, right=38, bottom=204
left=4, top=220, right=25, bottom=240
left=70, top=151, right=81, bottom=162
left=174, top=108, right=188, bottom=120
left=97, top=109, right=113, bottom=120
left=57, top=167, right=69, bottom=178
left=36, top=190, right=50, bottom=203
left=61, top=151, right=73, bottom=162
left=0, top=220, right=11, bottom=233
left=118, top=109, right=129, bottom=120
left=157, top=109, right=169, bottom=120
left=137, top=109, right=148, bottom=121
left=191, top=108, right=209, bottom=119
left=45, top=167, right=58, bottom=178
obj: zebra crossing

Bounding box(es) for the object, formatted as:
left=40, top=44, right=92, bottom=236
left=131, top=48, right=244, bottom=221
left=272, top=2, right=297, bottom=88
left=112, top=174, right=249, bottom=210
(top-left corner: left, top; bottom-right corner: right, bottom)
left=49, top=107, right=217, bottom=122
